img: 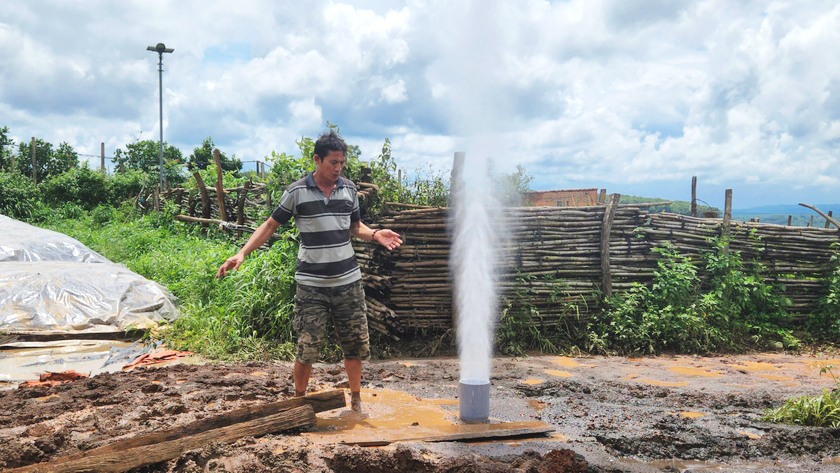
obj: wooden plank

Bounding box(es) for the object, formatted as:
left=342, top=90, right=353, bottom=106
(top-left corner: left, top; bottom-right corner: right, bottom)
left=8, top=405, right=316, bottom=473
left=691, top=176, right=697, bottom=217
left=600, top=193, right=620, bottom=298
left=214, top=148, right=228, bottom=221
left=193, top=171, right=212, bottom=220
left=344, top=421, right=555, bottom=447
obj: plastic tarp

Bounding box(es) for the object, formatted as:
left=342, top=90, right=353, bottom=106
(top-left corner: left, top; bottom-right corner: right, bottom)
left=0, top=215, right=179, bottom=333
left=0, top=215, right=109, bottom=263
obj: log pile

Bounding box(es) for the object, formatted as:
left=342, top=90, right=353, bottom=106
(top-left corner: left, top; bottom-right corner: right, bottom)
left=354, top=203, right=840, bottom=337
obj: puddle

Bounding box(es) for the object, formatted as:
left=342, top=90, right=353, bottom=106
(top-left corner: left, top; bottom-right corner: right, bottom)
left=823, top=457, right=840, bottom=465
left=737, top=430, right=763, bottom=439
left=544, top=370, right=572, bottom=377
left=680, top=411, right=705, bottom=419
left=669, top=366, right=722, bottom=378
left=520, top=379, right=543, bottom=385
left=528, top=400, right=548, bottom=411
left=729, top=362, right=780, bottom=372
left=548, top=357, right=581, bottom=368
left=401, top=362, right=417, bottom=368
left=304, top=388, right=551, bottom=446
left=754, top=374, right=793, bottom=381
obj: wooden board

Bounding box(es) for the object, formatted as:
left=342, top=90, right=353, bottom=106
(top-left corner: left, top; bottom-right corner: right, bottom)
left=7, top=391, right=344, bottom=473
left=8, top=405, right=316, bottom=473
left=309, top=420, right=555, bottom=447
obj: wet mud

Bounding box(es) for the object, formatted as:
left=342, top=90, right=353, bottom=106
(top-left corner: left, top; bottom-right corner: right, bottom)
left=1, top=354, right=839, bottom=472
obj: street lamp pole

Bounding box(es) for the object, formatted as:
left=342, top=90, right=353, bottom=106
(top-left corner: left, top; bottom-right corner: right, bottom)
left=146, top=43, right=174, bottom=192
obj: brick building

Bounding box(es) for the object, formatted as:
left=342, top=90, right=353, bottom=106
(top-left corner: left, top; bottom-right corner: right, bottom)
left=525, top=188, right=601, bottom=207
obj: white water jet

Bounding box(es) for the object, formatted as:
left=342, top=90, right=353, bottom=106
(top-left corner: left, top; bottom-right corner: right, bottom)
left=450, top=152, right=502, bottom=422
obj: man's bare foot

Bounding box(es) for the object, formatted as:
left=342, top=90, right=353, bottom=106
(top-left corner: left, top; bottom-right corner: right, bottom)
left=294, top=390, right=306, bottom=398
left=350, top=391, right=362, bottom=413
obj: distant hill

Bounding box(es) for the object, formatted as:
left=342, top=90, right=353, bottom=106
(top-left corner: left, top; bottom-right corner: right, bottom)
left=733, top=204, right=840, bottom=227
left=620, top=195, right=721, bottom=216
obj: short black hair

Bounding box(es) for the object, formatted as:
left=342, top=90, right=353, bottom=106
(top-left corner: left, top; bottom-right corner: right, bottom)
left=313, top=130, right=348, bottom=161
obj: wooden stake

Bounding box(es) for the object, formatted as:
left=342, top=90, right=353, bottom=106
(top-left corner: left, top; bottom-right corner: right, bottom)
left=598, top=189, right=606, bottom=205
left=787, top=215, right=793, bottom=226
left=600, top=193, right=620, bottom=298
left=214, top=148, right=228, bottom=221
left=691, top=176, right=697, bottom=217
left=7, top=406, right=315, bottom=473
left=193, top=171, right=212, bottom=220
left=827, top=211, right=834, bottom=229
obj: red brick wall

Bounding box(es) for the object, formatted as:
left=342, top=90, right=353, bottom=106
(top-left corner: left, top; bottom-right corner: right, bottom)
left=526, top=188, right=599, bottom=207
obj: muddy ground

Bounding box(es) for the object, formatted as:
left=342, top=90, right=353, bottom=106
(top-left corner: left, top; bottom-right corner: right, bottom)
left=1, top=353, right=839, bottom=472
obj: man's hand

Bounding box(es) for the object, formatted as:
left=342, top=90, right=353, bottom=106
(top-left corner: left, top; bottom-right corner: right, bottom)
left=374, top=229, right=403, bottom=250
left=216, top=254, right=245, bottom=278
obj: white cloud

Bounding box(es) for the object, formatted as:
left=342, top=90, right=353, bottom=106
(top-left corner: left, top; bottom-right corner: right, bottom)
left=0, top=0, right=838, bottom=206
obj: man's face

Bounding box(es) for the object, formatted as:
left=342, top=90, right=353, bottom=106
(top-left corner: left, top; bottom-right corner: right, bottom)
left=315, top=150, right=346, bottom=181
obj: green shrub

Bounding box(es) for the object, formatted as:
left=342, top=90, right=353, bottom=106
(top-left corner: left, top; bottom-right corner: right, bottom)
left=108, top=170, right=146, bottom=204
left=0, top=172, right=40, bottom=219
left=588, top=240, right=795, bottom=355
left=40, top=165, right=110, bottom=210
left=808, top=247, right=840, bottom=341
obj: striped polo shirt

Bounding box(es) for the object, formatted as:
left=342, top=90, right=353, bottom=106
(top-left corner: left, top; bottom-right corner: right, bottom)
left=271, top=172, right=362, bottom=287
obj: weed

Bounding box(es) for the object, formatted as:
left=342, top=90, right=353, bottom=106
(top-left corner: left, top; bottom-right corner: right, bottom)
left=761, top=365, right=840, bottom=428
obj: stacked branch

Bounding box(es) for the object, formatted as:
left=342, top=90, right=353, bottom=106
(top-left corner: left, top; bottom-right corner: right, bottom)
left=354, top=203, right=839, bottom=337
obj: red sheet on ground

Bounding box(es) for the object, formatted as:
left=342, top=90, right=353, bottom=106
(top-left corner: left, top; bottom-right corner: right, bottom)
left=19, top=370, right=89, bottom=388
left=123, top=349, right=193, bottom=369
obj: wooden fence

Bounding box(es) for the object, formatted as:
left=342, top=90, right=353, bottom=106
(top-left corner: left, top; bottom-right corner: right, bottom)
left=355, top=202, right=840, bottom=339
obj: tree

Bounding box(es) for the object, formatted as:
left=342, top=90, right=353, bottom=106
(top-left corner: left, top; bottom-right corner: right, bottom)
left=113, top=139, right=185, bottom=185
left=0, top=126, right=14, bottom=172
left=495, top=164, right=533, bottom=206
left=15, top=139, right=78, bottom=183
left=186, top=136, right=242, bottom=175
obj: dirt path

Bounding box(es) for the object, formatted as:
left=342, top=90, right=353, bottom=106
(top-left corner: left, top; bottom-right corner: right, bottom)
left=1, top=353, right=839, bottom=472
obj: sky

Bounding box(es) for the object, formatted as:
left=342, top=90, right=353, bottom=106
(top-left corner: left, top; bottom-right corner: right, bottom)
left=1, top=0, right=839, bottom=209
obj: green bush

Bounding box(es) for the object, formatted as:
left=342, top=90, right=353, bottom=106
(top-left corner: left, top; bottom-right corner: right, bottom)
left=40, top=165, right=110, bottom=210
left=808, top=247, right=840, bottom=341
left=588, top=240, right=795, bottom=355
left=0, top=172, right=40, bottom=219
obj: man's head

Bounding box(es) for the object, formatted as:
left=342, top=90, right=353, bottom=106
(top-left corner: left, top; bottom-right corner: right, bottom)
left=313, top=130, right=348, bottom=182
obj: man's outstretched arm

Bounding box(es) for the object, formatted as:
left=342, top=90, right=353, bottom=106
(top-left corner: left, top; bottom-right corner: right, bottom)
left=350, top=221, right=402, bottom=250
left=216, top=217, right=282, bottom=278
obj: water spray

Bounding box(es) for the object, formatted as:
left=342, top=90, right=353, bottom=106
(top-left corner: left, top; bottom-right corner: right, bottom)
left=449, top=151, right=499, bottom=423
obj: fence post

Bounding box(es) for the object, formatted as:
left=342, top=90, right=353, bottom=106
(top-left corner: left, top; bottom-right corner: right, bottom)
left=101, top=142, right=105, bottom=173
left=598, top=189, right=606, bottom=205
left=214, top=148, right=228, bottom=221
left=787, top=215, right=793, bottom=226
left=691, top=176, right=697, bottom=217
left=722, top=189, right=732, bottom=253
left=30, top=137, right=36, bottom=183
left=193, top=171, right=212, bottom=221
left=827, top=211, right=834, bottom=229
left=600, top=193, right=620, bottom=299
left=808, top=215, right=814, bottom=227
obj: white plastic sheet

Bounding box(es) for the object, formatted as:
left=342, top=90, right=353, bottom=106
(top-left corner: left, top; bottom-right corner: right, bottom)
left=0, top=214, right=108, bottom=263
left=0, top=214, right=179, bottom=333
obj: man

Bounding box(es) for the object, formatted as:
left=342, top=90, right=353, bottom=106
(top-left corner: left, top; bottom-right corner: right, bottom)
left=216, top=130, right=402, bottom=412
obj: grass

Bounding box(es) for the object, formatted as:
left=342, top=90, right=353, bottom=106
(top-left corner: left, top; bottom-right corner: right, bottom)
left=761, top=365, right=840, bottom=428
left=32, top=203, right=301, bottom=361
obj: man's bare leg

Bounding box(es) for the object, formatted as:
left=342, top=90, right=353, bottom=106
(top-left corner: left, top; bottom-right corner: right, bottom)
left=344, top=358, right=363, bottom=412
left=294, top=361, right=312, bottom=397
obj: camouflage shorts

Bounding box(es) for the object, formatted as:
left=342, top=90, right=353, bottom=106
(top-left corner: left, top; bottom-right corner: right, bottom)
left=293, top=280, right=370, bottom=364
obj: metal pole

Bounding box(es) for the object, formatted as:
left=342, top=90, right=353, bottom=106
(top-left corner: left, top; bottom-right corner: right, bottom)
left=158, top=51, right=164, bottom=192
